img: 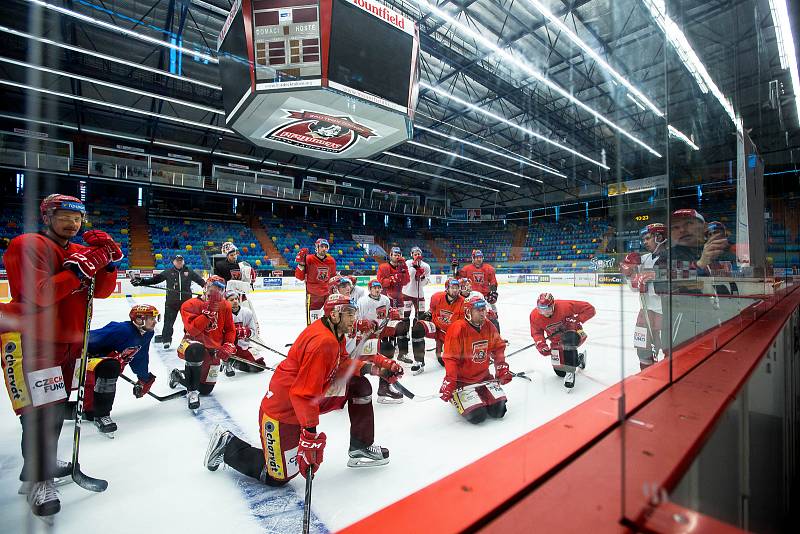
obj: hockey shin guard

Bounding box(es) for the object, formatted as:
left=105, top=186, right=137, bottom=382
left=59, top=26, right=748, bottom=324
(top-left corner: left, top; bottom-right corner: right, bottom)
left=348, top=376, right=374, bottom=450
left=184, top=344, right=205, bottom=391
left=223, top=434, right=267, bottom=481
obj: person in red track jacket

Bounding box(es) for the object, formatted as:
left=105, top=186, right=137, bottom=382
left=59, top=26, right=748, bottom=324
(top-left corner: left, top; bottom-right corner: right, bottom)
left=425, top=278, right=465, bottom=366
left=202, top=294, right=403, bottom=484
left=529, top=293, right=596, bottom=389
left=439, top=295, right=511, bottom=424
left=458, top=249, right=500, bottom=331
left=295, top=238, right=337, bottom=325
left=1, top=194, right=120, bottom=519
left=376, top=247, right=412, bottom=362
left=170, top=275, right=236, bottom=412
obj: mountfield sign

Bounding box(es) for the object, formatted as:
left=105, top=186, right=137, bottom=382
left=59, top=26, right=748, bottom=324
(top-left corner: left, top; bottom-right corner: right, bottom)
left=347, top=0, right=414, bottom=35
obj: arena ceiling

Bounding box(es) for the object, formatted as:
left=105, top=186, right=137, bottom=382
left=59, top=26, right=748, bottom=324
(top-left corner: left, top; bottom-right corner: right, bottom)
left=0, top=0, right=798, bottom=212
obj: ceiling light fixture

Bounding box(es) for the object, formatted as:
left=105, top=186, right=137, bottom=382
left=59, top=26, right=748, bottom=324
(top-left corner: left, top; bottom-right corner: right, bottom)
left=406, top=140, right=541, bottom=183
left=358, top=158, right=500, bottom=192
left=667, top=125, right=699, bottom=151
left=769, top=0, right=800, bottom=124
left=384, top=150, right=520, bottom=187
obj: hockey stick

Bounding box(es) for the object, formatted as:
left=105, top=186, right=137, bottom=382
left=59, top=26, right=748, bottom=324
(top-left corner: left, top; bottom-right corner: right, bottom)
left=506, top=342, right=536, bottom=359
left=638, top=293, right=659, bottom=363
left=245, top=337, right=288, bottom=358
left=119, top=373, right=188, bottom=401
left=510, top=371, right=533, bottom=382
left=226, top=354, right=277, bottom=372
left=393, top=382, right=438, bottom=402
left=72, top=278, right=109, bottom=492
left=303, top=468, right=313, bottom=534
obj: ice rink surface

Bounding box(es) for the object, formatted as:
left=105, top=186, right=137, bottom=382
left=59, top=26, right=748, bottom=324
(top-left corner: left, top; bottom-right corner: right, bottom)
left=1, top=282, right=644, bottom=533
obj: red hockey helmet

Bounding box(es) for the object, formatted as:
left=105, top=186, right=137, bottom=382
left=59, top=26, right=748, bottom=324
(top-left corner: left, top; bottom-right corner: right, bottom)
left=40, top=194, right=86, bottom=221
left=463, top=295, right=488, bottom=315
left=639, top=223, right=667, bottom=243
left=323, top=293, right=357, bottom=316
left=206, top=275, right=226, bottom=291
left=129, top=304, right=160, bottom=323
left=672, top=208, right=705, bottom=223
left=537, top=293, right=555, bottom=312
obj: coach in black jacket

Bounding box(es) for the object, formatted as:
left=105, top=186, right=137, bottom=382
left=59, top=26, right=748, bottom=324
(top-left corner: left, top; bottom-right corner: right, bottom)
left=131, top=255, right=205, bottom=348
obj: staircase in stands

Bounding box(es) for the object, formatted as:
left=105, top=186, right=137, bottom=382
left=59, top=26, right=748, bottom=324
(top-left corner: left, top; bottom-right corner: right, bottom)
left=250, top=217, right=289, bottom=268
left=128, top=207, right=155, bottom=269
left=508, top=225, right=528, bottom=262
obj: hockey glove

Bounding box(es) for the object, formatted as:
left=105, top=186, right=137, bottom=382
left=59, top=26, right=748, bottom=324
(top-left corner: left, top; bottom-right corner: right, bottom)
left=414, top=265, right=425, bottom=279
left=536, top=341, right=551, bottom=356
left=218, top=342, right=237, bottom=361
left=564, top=316, right=581, bottom=329
left=486, top=291, right=498, bottom=304
left=620, top=252, right=642, bottom=277
left=630, top=271, right=656, bottom=293
left=297, top=429, right=326, bottom=477
left=439, top=378, right=456, bottom=402
left=295, top=247, right=309, bottom=266
left=369, top=355, right=404, bottom=383
left=495, top=362, right=512, bottom=385
left=64, top=247, right=112, bottom=279
left=205, top=289, right=223, bottom=313
left=82, top=230, right=114, bottom=247
left=388, top=308, right=401, bottom=321
left=133, top=373, right=156, bottom=398
left=235, top=325, right=252, bottom=340
left=396, top=257, right=408, bottom=271
left=355, top=319, right=377, bottom=334
left=130, top=277, right=143, bottom=286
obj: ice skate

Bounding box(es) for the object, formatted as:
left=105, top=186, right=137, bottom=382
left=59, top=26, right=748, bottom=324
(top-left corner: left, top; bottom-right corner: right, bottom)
left=347, top=444, right=390, bottom=468
left=187, top=390, right=200, bottom=412
left=94, top=416, right=117, bottom=438
left=564, top=371, right=575, bottom=390
left=204, top=425, right=233, bottom=471
left=397, top=354, right=413, bottom=365
left=222, top=360, right=235, bottom=378
left=169, top=368, right=182, bottom=389
left=578, top=352, right=586, bottom=370
left=377, top=381, right=403, bottom=404
left=163, top=341, right=171, bottom=350
left=27, top=479, right=60, bottom=521
left=411, top=361, right=425, bottom=375
left=18, top=461, right=73, bottom=495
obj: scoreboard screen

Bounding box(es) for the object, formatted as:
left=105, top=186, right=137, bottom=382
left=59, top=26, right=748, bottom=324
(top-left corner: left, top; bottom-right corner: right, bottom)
left=328, top=0, right=414, bottom=108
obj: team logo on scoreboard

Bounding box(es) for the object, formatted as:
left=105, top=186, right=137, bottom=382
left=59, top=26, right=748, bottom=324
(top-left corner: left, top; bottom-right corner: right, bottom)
left=265, top=110, right=378, bottom=154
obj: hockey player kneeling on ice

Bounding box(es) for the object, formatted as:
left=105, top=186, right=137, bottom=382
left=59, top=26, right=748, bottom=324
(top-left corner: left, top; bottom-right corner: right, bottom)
left=426, top=278, right=465, bottom=367
left=223, top=290, right=266, bottom=375
left=83, top=304, right=160, bottom=435
left=439, top=296, right=511, bottom=424
left=170, top=275, right=236, bottom=411
left=356, top=279, right=405, bottom=403
left=203, top=294, right=403, bottom=483
left=529, top=293, right=596, bottom=389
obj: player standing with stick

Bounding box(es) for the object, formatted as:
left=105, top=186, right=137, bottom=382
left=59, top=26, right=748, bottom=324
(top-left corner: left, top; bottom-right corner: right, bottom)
left=295, top=238, right=337, bottom=325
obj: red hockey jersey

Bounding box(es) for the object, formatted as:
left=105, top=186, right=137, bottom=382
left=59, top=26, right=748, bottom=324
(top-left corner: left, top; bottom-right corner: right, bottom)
left=442, top=318, right=506, bottom=385
left=295, top=253, right=337, bottom=297
left=180, top=297, right=236, bottom=349
left=529, top=300, right=596, bottom=345
left=376, top=261, right=410, bottom=304
left=261, top=319, right=369, bottom=428
left=429, top=291, right=464, bottom=333
left=3, top=233, right=118, bottom=343
left=458, top=263, right=498, bottom=296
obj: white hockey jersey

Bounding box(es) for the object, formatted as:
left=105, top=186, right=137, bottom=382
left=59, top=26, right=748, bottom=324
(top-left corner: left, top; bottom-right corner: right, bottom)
left=348, top=285, right=366, bottom=302
left=232, top=305, right=259, bottom=349
left=357, top=293, right=392, bottom=322
left=402, top=259, right=431, bottom=298
left=640, top=251, right=663, bottom=314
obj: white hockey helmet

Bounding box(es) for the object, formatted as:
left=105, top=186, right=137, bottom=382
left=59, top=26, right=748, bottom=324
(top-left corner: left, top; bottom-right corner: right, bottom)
left=221, top=241, right=238, bottom=255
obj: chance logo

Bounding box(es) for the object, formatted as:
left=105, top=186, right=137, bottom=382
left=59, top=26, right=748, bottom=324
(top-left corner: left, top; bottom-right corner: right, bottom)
left=265, top=110, right=378, bottom=154
left=471, top=339, right=489, bottom=363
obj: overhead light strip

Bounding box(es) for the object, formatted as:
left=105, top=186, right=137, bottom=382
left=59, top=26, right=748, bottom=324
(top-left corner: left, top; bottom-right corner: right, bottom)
left=414, top=125, right=564, bottom=178
left=23, top=0, right=218, bottom=64
left=769, top=0, right=800, bottom=124
left=414, top=0, right=662, bottom=158
left=407, top=140, right=541, bottom=183
left=384, top=150, right=520, bottom=187
left=667, top=125, right=699, bottom=151
left=0, top=56, right=224, bottom=115
left=641, top=0, right=740, bottom=131
left=357, top=158, right=500, bottom=192
left=0, top=79, right=232, bottom=133
left=422, top=82, right=611, bottom=169
left=525, top=0, right=663, bottom=117
left=0, top=25, right=221, bottom=90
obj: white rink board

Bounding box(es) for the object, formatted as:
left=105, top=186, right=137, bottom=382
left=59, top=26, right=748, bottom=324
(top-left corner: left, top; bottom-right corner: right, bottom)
left=0, top=283, right=643, bottom=533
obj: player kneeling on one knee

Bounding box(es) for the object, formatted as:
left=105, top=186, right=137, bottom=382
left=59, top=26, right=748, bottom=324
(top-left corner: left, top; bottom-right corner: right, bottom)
left=83, top=304, right=160, bottom=434
left=204, top=293, right=403, bottom=483
left=439, top=295, right=511, bottom=424
left=530, top=293, right=595, bottom=388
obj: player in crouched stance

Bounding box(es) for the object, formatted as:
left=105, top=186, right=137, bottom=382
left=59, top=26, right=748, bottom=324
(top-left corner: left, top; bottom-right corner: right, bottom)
left=530, top=293, right=596, bottom=389
left=82, top=304, right=160, bottom=436
left=203, top=294, right=403, bottom=485
left=221, top=290, right=265, bottom=376
left=169, top=275, right=236, bottom=412
left=439, top=296, right=511, bottom=424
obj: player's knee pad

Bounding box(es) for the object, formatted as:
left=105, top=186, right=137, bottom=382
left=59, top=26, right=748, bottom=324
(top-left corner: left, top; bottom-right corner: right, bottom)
left=379, top=338, right=395, bottom=358
left=561, top=348, right=579, bottom=368
left=413, top=320, right=437, bottom=339
left=184, top=343, right=206, bottom=363
left=94, top=377, right=117, bottom=394
left=260, top=467, right=290, bottom=487
left=348, top=375, right=372, bottom=399
left=487, top=400, right=507, bottom=419
left=464, top=406, right=488, bottom=425
left=395, top=319, right=410, bottom=337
